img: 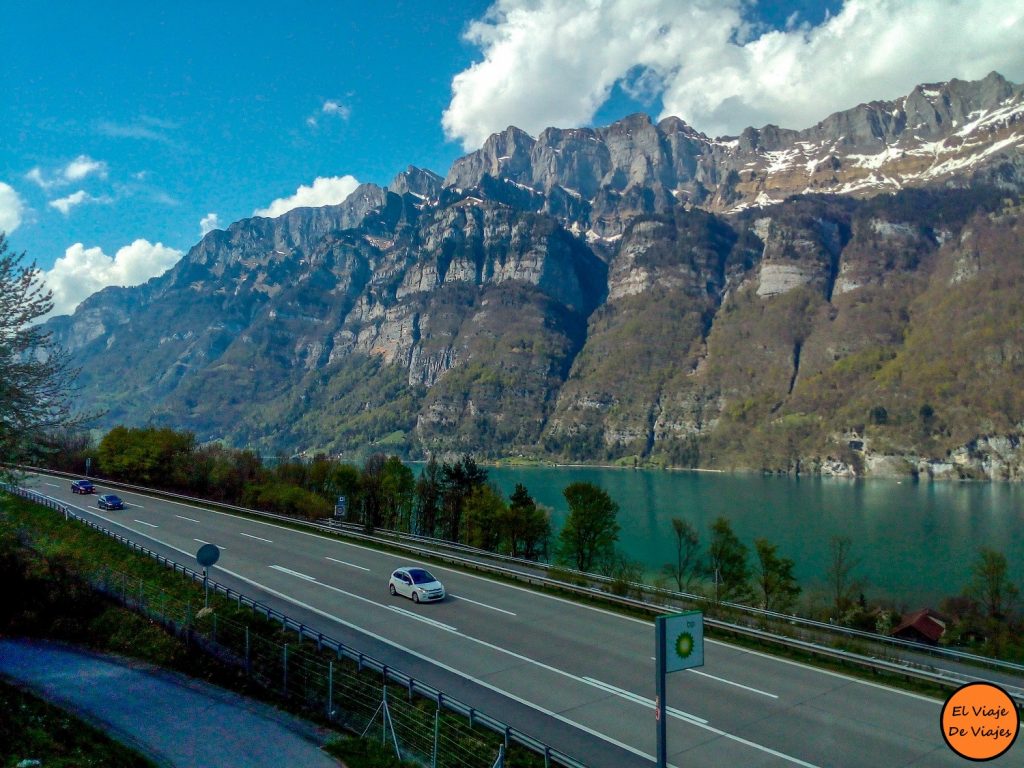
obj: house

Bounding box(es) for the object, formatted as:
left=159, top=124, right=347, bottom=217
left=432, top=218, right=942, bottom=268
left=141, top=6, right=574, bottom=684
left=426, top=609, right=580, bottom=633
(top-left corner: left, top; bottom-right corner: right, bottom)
left=890, top=608, right=947, bottom=645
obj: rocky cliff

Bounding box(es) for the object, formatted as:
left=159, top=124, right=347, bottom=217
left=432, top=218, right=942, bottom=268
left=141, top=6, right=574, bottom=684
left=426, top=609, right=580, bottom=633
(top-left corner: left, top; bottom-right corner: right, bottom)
left=47, top=73, right=1024, bottom=478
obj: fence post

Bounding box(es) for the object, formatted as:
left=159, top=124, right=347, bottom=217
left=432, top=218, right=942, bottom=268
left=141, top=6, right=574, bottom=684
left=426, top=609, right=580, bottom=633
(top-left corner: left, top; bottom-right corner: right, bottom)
left=121, top=572, right=128, bottom=605
left=245, top=627, right=251, bottom=676
left=212, top=614, right=217, bottom=645
left=283, top=643, right=289, bottom=696
left=327, top=660, right=334, bottom=719
left=432, top=708, right=439, bottom=768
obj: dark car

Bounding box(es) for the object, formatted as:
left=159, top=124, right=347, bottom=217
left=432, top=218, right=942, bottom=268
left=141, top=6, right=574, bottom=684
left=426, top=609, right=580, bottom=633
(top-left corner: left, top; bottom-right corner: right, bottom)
left=97, top=494, right=124, bottom=510
left=71, top=479, right=95, bottom=494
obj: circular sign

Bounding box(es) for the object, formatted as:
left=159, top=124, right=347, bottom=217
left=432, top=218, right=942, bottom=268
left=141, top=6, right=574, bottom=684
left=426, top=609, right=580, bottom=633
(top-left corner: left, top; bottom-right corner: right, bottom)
left=941, top=682, right=1019, bottom=761
left=196, top=543, right=220, bottom=568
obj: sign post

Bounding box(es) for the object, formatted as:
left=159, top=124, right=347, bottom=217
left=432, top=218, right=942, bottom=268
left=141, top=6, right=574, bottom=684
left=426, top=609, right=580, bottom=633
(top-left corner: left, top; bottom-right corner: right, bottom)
left=196, top=544, right=221, bottom=609
left=655, top=610, right=704, bottom=767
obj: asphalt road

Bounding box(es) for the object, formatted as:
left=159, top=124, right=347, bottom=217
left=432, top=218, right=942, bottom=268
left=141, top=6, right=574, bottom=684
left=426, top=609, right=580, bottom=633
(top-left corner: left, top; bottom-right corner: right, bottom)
left=20, top=472, right=1022, bottom=767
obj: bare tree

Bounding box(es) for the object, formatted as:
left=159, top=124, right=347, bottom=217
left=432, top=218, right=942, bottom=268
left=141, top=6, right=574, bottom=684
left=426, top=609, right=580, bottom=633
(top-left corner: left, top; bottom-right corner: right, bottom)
left=0, top=234, right=82, bottom=474
left=824, top=535, right=862, bottom=620
left=662, top=517, right=700, bottom=592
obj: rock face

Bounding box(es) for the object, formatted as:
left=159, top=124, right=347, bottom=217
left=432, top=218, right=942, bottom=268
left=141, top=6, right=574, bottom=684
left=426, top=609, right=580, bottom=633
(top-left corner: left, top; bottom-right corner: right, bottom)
left=45, top=73, right=1024, bottom=477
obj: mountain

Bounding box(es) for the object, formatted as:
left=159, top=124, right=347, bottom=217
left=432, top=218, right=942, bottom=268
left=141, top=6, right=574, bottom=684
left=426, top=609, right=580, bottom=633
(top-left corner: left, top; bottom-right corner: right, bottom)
left=47, top=73, right=1024, bottom=479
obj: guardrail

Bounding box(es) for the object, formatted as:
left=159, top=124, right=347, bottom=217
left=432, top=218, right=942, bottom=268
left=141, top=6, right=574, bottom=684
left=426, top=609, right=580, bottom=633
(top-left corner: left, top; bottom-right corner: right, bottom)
left=3, top=483, right=587, bottom=768
left=15, top=466, right=1024, bottom=695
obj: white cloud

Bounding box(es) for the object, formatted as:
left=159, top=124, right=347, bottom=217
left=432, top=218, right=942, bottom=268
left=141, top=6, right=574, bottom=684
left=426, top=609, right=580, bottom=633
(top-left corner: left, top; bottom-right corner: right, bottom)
left=49, top=190, right=110, bottom=216
left=26, top=155, right=108, bottom=190
left=199, top=212, right=221, bottom=237
left=322, top=100, right=351, bottom=120
left=0, top=182, right=25, bottom=234
left=443, top=0, right=1024, bottom=148
left=253, top=175, right=361, bottom=218
left=63, top=155, right=108, bottom=181
left=42, top=239, right=183, bottom=317
left=25, top=167, right=51, bottom=189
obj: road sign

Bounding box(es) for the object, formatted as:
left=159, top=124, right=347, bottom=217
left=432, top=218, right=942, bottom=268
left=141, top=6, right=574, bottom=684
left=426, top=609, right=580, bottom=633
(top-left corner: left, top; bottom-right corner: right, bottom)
left=656, top=610, right=704, bottom=768
left=196, top=544, right=220, bottom=610
left=663, top=611, right=704, bottom=672
left=196, top=543, right=220, bottom=567
left=334, top=495, right=347, bottom=518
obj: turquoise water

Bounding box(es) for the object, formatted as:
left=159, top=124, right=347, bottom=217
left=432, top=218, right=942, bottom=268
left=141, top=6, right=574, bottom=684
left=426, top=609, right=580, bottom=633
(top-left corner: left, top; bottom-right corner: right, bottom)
left=479, top=466, right=1024, bottom=608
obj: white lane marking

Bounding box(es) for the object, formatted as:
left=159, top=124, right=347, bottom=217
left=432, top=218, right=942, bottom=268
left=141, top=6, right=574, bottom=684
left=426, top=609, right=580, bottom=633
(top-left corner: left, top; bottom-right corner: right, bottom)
left=689, top=669, right=778, bottom=699
left=177, top=515, right=201, bottom=523
left=269, top=565, right=316, bottom=582
left=194, top=538, right=225, bottom=550
left=325, top=556, right=370, bottom=572
left=449, top=594, right=517, bottom=616
left=44, top=482, right=59, bottom=488
left=648, top=657, right=778, bottom=699
left=34, top=479, right=950, bottom=708
left=238, top=532, right=273, bottom=543
left=387, top=605, right=458, bottom=632
left=133, top=519, right=158, bottom=528
left=126, top=504, right=145, bottom=509
left=583, top=677, right=707, bottom=724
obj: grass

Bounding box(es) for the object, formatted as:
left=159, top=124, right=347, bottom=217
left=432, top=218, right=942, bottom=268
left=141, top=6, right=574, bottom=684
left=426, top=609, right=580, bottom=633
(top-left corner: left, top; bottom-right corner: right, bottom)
left=0, top=678, right=156, bottom=768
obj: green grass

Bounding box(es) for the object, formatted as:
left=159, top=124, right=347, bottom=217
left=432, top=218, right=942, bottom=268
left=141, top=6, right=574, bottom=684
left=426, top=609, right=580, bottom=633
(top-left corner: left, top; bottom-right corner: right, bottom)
left=0, top=678, right=156, bottom=768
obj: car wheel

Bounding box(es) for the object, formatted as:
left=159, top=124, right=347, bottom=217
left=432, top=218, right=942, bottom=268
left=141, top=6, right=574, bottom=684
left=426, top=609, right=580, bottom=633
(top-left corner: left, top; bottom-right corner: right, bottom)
left=389, top=584, right=397, bottom=596
left=412, top=592, right=420, bottom=604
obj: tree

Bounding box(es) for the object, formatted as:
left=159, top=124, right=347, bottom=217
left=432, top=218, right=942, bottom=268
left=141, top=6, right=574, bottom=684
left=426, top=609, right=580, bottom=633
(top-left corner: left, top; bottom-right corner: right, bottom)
left=500, top=483, right=550, bottom=559
left=824, top=535, right=862, bottom=620
left=463, top=483, right=506, bottom=551
left=662, top=517, right=701, bottom=592
left=0, top=234, right=82, bottom=471
left=707, top=517, right=750, bottom=603
left=556, top=482, right=620, bottom=572
left=380, top=456, right=415, bottom=532
left=414, top=458, right=442, bottom=537
left=969, top=548, right=1019, bottom=621
left=360, top=453, right=387, bottom=532
left=439, top=454, right=488, bottom=542
left=753, top=538, right=801, bottom=612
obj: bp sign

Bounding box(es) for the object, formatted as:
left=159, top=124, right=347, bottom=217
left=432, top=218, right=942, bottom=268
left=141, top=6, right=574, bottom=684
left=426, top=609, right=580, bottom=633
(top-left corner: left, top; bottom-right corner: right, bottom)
left=663, top=610, right=704, bottom=672
left=655, top=610, right=704, bottom=768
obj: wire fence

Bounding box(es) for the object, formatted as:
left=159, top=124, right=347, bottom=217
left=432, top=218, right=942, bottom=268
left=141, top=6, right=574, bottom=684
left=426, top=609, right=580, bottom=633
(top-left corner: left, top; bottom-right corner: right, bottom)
left=3, top=484, right=583, bottom=768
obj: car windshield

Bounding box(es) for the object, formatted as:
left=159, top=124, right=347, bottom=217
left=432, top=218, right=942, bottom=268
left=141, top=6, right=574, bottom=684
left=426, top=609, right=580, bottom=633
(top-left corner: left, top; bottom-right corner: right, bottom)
left=107, top=496, right=121, bottom=502
left=408, top=569, right=436, bottom=585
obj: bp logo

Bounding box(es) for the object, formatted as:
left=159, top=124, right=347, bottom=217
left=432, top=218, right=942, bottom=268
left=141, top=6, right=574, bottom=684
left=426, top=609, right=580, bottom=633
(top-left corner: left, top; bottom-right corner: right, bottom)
left=674, top=631, right=694, bottom=660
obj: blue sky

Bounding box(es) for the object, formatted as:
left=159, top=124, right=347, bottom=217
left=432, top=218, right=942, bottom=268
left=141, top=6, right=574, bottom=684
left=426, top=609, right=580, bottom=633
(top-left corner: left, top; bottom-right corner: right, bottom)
left=2, top=1, right=1021, bottom=316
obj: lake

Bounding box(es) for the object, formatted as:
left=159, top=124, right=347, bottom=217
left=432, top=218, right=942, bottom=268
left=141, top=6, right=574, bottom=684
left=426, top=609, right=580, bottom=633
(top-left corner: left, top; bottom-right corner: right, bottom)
left=479, top=465, right=1024, bottom=609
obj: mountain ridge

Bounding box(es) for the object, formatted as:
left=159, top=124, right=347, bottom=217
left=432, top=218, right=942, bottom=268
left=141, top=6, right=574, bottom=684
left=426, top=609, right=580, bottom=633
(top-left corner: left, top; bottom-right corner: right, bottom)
left=46, top=72, right=1024, bottom=479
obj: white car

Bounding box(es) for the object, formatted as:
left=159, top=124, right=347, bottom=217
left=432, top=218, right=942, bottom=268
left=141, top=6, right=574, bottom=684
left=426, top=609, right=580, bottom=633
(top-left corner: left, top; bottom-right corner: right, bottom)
left=389, top=567, right=445, bottom=603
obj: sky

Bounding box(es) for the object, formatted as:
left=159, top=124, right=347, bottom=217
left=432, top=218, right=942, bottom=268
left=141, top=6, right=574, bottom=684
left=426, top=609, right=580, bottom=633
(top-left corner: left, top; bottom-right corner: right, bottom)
left=2, top=0, right=1022, bottom=317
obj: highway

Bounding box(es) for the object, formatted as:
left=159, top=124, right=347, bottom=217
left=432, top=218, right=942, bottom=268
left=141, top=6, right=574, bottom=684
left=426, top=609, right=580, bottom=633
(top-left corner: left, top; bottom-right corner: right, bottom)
left=20, top=471, right=1014, bottom=767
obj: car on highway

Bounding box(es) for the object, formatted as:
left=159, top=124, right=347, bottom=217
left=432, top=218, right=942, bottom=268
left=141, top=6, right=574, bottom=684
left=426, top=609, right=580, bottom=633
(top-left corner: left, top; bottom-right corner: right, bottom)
left=389, top=567, right=445, bottom=603
left=71, top=479, right=95, bottom=494
left=97, top=494, right=125, bottom=510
